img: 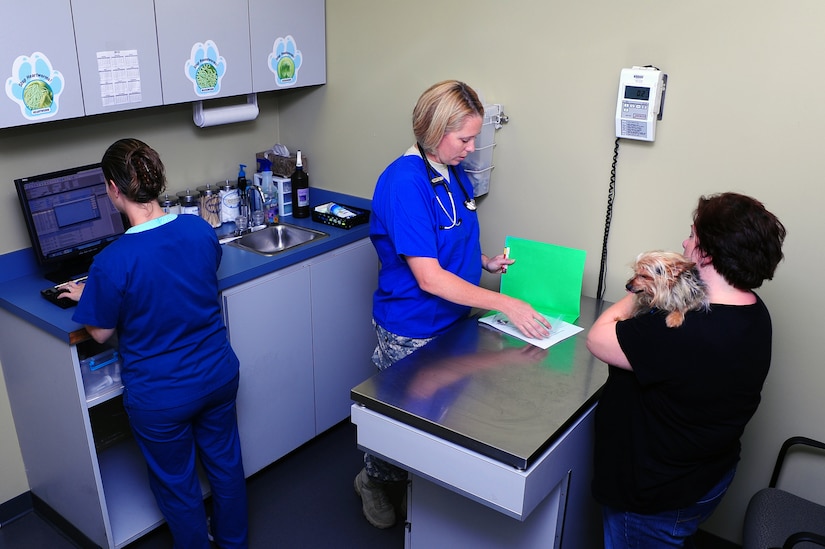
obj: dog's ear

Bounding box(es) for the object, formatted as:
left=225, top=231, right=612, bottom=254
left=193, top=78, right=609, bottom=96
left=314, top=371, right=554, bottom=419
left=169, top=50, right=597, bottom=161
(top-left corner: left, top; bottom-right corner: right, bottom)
left=666, top=257, right=696, bottom=279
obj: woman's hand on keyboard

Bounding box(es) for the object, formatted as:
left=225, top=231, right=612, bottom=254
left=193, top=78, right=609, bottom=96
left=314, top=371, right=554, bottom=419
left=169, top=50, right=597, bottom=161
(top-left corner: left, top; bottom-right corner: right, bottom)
left=59, top=279, right=85, bottom=302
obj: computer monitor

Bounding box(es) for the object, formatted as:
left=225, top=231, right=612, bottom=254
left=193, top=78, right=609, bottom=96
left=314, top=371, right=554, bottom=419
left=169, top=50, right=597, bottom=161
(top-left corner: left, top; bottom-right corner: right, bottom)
left=14, top=163, right=129, bottom=283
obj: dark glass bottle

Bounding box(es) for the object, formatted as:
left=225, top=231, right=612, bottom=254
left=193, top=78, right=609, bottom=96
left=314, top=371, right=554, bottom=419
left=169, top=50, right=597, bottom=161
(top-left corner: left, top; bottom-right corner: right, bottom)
left=291, top=150, right=309, bottom=218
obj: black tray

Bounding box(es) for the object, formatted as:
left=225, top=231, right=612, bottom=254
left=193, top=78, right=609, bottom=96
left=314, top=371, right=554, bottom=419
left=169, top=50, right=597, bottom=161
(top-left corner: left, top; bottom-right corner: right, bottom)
left=312, top=202, right=370, bottom=229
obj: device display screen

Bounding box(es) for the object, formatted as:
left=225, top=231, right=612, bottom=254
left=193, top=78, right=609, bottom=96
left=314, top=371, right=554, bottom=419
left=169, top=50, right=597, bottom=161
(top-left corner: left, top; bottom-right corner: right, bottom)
left=624, top=86, right=650, bottom=101
left=15, top=164, right=129, bottom=282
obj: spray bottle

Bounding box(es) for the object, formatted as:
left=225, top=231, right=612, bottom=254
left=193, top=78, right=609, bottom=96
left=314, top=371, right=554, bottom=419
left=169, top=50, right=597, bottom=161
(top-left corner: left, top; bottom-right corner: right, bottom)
left=256, top=157, right=278, bottom=224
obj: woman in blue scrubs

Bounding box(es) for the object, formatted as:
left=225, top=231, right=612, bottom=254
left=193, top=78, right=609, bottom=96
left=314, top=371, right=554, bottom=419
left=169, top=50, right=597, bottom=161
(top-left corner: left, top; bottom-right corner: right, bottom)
left=63, top=138, right=248, bottom=549
left=355, top=80, right=551, bottom=529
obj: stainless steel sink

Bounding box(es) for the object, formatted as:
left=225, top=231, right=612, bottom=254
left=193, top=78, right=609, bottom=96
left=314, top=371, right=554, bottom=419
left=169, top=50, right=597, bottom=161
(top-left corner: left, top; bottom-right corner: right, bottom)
left=227, top=223, right=328, bottom=256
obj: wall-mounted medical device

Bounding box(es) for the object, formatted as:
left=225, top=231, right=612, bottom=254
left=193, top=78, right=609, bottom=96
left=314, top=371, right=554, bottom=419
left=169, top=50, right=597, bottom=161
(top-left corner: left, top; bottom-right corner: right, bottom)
left=615, top=66, right=667, bottom=142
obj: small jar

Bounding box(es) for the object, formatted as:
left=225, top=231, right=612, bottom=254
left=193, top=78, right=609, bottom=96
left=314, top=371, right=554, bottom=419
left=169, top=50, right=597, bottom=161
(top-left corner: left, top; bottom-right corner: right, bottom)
left=158, top=193, right=180, bottom=215
left=176, top=189, right=200, bottom=216
left=197, top=183, right=222, bottom=228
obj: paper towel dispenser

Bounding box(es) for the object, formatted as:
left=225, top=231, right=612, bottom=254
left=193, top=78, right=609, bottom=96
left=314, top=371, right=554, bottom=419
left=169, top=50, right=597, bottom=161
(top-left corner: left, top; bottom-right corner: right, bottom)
left=193, top=93, right=259, bottom=127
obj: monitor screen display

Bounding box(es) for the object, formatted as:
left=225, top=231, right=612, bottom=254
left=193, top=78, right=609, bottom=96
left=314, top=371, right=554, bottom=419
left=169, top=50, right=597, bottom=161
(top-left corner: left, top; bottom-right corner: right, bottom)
left=15, top=163, right=129, bottom=283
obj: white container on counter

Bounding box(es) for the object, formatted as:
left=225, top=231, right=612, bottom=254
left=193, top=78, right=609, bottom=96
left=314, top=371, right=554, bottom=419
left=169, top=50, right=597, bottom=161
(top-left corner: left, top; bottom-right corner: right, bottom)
left=219, top=180, right=241, bottom=223
left=158, top=193, right=181, bottom=215
left=177, top=189, right=200, bottom=216
left=198, top=183, right=222, bottom=228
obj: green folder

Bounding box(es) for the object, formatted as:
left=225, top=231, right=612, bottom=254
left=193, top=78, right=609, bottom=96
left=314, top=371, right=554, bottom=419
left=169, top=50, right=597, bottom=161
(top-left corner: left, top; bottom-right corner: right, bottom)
left=498, top=237, right=586, bottom=323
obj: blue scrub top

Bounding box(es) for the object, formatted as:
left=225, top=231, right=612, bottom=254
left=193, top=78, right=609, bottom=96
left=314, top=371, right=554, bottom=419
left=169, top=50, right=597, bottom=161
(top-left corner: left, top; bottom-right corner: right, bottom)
left=370, top=153, right=481, bottom=338
left=73, top=214, right=239, bottom=410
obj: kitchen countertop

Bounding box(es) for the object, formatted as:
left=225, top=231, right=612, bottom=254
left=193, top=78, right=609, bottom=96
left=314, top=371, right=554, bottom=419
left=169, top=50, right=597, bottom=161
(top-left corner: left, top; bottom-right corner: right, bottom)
left=0, top=188, right=371, bottom=344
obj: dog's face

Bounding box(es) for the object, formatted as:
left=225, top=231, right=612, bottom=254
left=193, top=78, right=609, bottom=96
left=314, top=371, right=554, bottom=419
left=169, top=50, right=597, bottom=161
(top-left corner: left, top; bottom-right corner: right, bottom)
left=622, top=251, right=709, bottom=328
left=625, top=251, right=697, bottom=304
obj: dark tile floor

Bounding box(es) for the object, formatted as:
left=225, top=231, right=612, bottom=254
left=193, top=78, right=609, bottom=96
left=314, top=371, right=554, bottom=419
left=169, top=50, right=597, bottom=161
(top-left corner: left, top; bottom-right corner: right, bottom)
left=0, top=420, right=740, bottom=548
left=0, top=421, right=403, bottom=549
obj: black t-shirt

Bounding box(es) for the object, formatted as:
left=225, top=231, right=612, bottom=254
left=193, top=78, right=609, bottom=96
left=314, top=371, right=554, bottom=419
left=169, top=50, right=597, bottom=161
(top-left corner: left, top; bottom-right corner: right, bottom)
left=592, top=295, right=772, bottom=513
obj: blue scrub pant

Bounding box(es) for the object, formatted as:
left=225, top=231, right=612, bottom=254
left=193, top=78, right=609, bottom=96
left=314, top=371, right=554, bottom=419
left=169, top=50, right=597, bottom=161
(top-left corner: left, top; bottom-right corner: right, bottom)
left=126, top=374, right=248, bottom=549
left=602, top=466, right=735, bottom=549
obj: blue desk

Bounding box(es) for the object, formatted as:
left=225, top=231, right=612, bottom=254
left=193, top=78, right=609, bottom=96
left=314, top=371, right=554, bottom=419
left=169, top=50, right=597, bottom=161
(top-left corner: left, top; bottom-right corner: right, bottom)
left=0, top=188, right=370, bottom=344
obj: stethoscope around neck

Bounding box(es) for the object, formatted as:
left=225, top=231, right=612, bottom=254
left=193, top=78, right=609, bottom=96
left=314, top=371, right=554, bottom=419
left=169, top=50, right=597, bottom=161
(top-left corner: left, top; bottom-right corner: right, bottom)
left=417, top=143, right=477, bottom=230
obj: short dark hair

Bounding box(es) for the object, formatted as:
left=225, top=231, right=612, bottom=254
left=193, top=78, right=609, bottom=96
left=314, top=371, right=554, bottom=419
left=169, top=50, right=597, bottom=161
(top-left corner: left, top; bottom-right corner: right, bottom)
left=693, top=192, right=786, bottom=289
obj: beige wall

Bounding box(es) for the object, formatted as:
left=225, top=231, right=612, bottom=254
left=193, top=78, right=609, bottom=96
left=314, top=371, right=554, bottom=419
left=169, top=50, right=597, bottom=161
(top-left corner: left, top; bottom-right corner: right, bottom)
left=1, top=0, right=823, bottom=543
left=283, top=1, right=825, bottom=543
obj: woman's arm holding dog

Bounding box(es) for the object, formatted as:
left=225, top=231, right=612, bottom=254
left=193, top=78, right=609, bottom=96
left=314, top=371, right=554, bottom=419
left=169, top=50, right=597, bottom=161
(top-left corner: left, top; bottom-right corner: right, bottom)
left=586, top=294, right=635, bottom=370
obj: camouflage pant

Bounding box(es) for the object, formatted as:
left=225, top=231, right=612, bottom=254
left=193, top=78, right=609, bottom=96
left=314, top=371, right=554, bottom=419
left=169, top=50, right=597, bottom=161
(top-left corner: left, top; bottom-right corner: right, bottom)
left=364, top=321, right=435, bottom=482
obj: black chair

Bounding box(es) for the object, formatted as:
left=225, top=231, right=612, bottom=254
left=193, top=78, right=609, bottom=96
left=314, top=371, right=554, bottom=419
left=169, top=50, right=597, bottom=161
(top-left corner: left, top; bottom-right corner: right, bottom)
left=742, top=436, right=825, bottom=549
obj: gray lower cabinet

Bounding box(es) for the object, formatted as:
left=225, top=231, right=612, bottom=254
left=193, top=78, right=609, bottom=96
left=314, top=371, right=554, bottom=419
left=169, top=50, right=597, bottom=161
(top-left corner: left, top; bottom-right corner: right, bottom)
left=0, top=310, right=164, bottom=548
left=222, top=238, right=378, bottom=476
left=310, top=238, right=378, bottom=434
left=0, top=238, right=377, bottom=547
left=222, top=260, right=316, bottom=476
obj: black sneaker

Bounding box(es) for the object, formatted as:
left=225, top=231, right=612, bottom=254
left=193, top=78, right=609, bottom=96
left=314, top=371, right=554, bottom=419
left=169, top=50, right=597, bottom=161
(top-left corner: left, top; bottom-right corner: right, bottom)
left=354, top=468, right=396, bottom=529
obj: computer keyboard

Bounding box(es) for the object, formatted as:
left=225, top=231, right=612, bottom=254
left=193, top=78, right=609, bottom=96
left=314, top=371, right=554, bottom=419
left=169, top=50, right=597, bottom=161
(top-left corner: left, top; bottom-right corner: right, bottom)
left=41, top=276, right=87, bottom=309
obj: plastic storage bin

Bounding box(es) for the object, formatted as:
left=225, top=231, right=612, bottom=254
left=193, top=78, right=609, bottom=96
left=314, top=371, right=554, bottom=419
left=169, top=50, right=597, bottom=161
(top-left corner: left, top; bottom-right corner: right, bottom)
left=80, top=348, right=122, bottom=402
left=273, top=175, right=292, bottom=217
left=312, top=202, right=370, bottom=229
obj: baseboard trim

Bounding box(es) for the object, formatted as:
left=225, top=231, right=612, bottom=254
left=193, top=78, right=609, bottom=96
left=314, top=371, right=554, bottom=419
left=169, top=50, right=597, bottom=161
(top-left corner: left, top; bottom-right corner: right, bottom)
left=31, top=494, right=98, bottom=549
left=0, top=492, right=33, bottom=527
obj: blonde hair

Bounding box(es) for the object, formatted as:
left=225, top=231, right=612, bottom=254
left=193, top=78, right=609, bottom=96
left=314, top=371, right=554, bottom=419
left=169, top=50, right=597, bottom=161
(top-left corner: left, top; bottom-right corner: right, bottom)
left=413, top=80, right=484, bottom=154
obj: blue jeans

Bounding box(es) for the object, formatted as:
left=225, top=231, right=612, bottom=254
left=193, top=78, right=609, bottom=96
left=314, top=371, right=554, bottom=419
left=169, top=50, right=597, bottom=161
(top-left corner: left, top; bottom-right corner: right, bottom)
left=602, top=467, right=736, bottom=549
left=126, top=375, right=248, bottom=549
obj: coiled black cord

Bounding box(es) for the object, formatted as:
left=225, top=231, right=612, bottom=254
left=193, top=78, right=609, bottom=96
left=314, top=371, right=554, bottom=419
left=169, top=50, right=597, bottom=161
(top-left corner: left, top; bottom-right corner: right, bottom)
left=596, top=137, right=620, bottom=300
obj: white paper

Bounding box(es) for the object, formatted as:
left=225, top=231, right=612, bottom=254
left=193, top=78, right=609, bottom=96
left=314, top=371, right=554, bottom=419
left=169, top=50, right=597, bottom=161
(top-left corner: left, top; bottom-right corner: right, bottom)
left=478, top=312, right=583, bottom=349
left=97, top=50, right=142, bottom=106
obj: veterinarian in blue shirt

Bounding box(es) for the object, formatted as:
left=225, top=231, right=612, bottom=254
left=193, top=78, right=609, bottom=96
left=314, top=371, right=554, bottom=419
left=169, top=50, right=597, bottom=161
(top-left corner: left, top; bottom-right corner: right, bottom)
left=355, top=80, right=550, bottom=530
left=64, top=138, right=248, bottom=549
left=586, top=192, right=786, bottom=548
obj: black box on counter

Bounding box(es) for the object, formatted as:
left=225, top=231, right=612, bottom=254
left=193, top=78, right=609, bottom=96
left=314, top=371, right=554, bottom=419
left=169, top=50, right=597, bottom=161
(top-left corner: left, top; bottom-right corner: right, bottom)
left=256, top=151, right=308, bottom=178
left=312, top=202, right=370, bottom=229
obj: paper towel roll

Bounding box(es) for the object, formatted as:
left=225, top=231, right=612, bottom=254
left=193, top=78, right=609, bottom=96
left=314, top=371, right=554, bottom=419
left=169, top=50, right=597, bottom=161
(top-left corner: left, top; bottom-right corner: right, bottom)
left=193, top=94, right=259, bottom=127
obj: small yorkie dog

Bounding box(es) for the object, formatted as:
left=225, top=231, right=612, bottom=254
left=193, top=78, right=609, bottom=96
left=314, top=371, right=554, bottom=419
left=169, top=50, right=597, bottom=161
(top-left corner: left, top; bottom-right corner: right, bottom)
left=622, top=251, right=709, bottom=328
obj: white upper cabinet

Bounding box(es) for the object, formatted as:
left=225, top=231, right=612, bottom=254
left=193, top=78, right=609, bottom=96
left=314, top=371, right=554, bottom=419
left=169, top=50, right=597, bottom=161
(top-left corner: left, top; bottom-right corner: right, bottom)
left=249, top=0, right=327, bottom=93
left=0, top=0, right=85, bottom=128
left=154, top=0, right=253, bottom=105
left=0, top=0, right=326, bottom=127
left=71, top=0, right=164, bottom=115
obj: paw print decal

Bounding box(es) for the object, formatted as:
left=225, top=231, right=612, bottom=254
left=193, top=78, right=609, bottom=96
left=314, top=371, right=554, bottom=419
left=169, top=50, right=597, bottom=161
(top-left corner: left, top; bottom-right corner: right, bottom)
left=268, top=35, right=302, bottom=87
left=5, top=52, right=64, bottom=120
left=185, top=40, right=226, bottom=97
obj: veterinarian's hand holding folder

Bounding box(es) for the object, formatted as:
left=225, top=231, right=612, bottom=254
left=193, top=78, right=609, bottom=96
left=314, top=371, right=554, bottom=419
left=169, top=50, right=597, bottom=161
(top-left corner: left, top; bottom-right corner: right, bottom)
left=479, top=237, right=587, bottom=349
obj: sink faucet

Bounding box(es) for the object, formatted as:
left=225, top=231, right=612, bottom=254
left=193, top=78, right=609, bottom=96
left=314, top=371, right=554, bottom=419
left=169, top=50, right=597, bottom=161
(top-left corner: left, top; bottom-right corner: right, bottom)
left=236, top=182, right=266, bottom=233
left=234, top=179, right=252, bottom=235
left=248, top=184, right=266, bottom=226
